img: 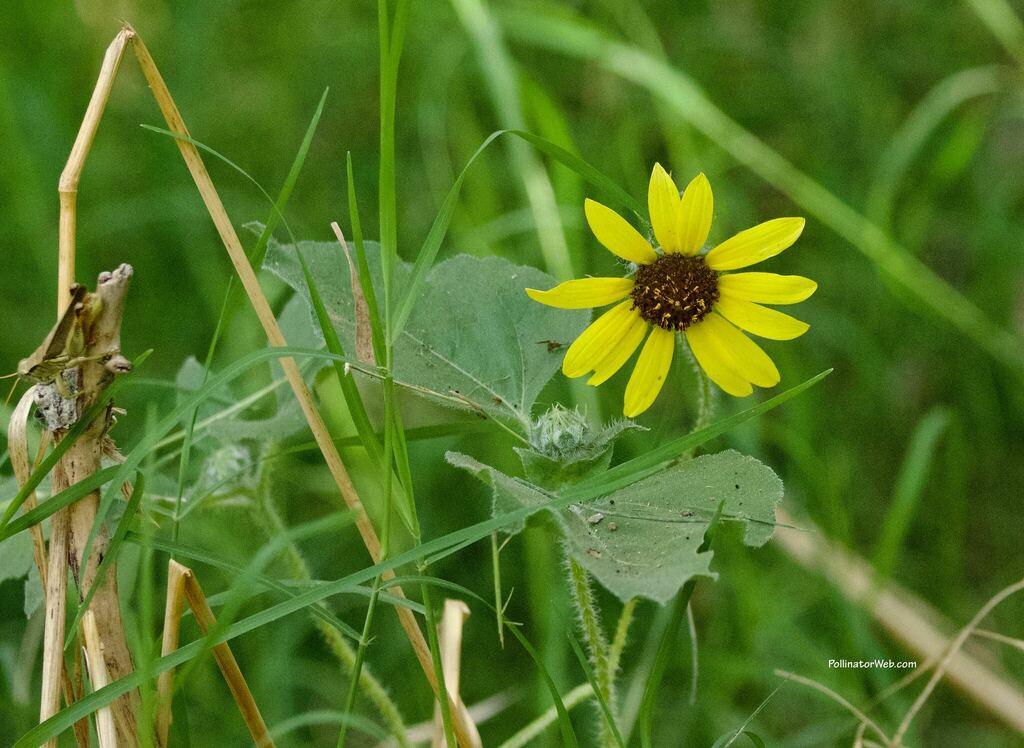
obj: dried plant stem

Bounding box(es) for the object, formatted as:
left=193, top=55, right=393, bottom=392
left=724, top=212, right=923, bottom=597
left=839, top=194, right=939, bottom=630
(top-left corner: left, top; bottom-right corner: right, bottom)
left=82, top=611, right=117, bottom=748
left=773, top=669, right=892, bottom=746
left=432, top=600, right=471, bottom=747
left=774, top=507, right=1024, bottom=733
left=157, top=561, right=274, bottom=747
left=39, top=504, right=70, bottom=748
left=566, top=554, right=616, bottom=746
left=57, top=27, right=131, bottom=307
left=8, top=393, right=89, bottom=748
left=155, top=559, right=188, bottom=747
left=893, top=577, right=1024, bottom=744
left=116, top=26, right=479, bottom=746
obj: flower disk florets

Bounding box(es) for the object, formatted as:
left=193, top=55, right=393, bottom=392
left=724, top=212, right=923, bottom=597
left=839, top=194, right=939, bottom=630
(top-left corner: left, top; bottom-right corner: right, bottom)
left=630, top=254, right=719, bottom=331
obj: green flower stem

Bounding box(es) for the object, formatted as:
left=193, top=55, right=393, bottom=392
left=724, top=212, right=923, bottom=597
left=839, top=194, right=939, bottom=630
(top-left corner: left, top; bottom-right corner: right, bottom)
left=254, top=453, right=409, bottom=746
left=566, top=553, right=616, bottom=747
left=608, top=598, right=638, bottom=681
left=497, top=682, right=595, bottom=748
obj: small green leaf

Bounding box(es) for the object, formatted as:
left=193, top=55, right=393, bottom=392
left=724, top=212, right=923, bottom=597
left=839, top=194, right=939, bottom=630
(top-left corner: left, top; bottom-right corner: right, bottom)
left=448, top=449, right=784, bottom=603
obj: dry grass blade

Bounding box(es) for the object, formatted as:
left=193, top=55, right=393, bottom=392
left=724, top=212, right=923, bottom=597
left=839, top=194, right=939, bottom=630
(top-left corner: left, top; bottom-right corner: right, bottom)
left=972, top=629, right=1024, bottom=653
left=893, top=577, right=1024, bottom=743
left=50, top=21, right=479, bottom=746
left=772, top=669, right=892, bottom=746
left=81, top=612, right=117, bottom=748
left=9, top=390, right=88, bottom=748
left=432, top=600, right=471, bottom=747
left=174, top=561, right=275, bottom=747
left=155, top=559, right=189, bottom=747
left=774, top=507, right=1024, bottom=733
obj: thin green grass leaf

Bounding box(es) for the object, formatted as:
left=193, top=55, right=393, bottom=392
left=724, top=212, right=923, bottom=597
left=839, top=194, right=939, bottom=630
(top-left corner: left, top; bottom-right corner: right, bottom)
left=567, top=631, right=626, bottom=747
left=871, top=407, right=950, bottom=580
left=390, top=128, right=641, bottom=342
left=128, top=532, right=364, bottom=642
left=502, top=10, right=1024, bottom=373
left=17, top=370, right=823, bottom=745
left=637, top=501, right=724, bottom=748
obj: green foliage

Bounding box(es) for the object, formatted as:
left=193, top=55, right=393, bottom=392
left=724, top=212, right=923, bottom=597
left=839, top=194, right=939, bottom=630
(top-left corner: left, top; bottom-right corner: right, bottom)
left=264, top=239, right=588, bottom=427
left=448, top=449, right=783, bottom=603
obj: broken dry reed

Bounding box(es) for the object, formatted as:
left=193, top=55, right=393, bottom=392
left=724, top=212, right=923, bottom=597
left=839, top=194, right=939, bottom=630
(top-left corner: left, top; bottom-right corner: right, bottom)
left=49, top=21, right=479, bottom=747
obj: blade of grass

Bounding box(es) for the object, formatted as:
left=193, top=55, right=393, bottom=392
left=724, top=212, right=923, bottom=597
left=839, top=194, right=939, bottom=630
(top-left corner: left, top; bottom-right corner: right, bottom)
left=871, top=407, right=950, bottom=581
left=567, top=631, right=626, bottom=747
left=335, top=572, right=385, bottom=748
left=128, top=532, right=364, bottom=642
left=390, top=128, right=641, bottom=342
left=344, top=154, right=386, bottom=361
left=451, top=0, right=574, bottom=280
left=965, top=0, right=1024, bottom=69
left=865, top=66, right=1004, bottom=231
left=637, top=501, right=724, bottom=748
left=296, top=245, right=417, bottom=535
left=18, top=370, right=825, bottom=745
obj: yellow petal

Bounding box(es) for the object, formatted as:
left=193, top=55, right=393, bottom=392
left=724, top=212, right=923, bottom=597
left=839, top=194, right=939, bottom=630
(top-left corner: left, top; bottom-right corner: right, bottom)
left=526, top=277, right=634, bottom=309
left=705, top=217, right=805, bottom=270
left=714, top=296, right=810, bottom=340
left=698, top=312, right=779, bottom=387
left=623, top=326, right=675, bottom=417
left=588, top=315, right=648, bottom=385
left=648, top=163, right=681, bottom=253
left=675, top=172, right=713, bottom=255
left=684, top=318, right=753, bottom=397
left=585, top=199, right=657, bottom=265
left=562, top=301, right=641, bottom=378
left=718, top=272, right=817, bottom=304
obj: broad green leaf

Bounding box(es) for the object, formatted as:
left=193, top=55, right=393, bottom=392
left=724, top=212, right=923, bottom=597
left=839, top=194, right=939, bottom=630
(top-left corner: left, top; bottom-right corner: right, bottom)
left=447, top=449, right=783, bottom=603
left=264, top=238, right=587, bottom=428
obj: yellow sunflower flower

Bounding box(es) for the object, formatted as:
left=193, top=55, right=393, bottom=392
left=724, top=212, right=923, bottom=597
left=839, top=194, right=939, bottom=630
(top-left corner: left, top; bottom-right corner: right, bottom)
left=526, top=164, right=816, bottom=417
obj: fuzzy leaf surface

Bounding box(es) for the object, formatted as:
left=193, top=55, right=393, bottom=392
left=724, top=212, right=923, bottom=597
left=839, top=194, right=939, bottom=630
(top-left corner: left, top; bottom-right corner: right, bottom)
left=447, top=449, right=783, bottom=602
left=264, top=238, right=587, bottom=427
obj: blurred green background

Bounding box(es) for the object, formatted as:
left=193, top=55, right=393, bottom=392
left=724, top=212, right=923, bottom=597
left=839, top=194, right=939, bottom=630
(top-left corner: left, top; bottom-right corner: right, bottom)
left=2, top=0, right=1024, bottom=745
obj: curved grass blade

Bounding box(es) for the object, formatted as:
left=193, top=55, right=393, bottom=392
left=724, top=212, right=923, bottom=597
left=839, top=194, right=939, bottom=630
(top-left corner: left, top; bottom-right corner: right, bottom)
left=567, top=631, right=625, bottom=747
left=17, top=370, right=825, bottom=745
left=390, top=128, right=642, bottom=342
left=0, top=464, right=121, bottom=541
left=128, top=532, right=364, bottom=642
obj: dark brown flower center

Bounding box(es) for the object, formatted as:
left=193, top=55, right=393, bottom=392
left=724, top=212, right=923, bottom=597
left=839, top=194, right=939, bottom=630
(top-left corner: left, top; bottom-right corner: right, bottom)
left=630, top=254, right=719, bottom=331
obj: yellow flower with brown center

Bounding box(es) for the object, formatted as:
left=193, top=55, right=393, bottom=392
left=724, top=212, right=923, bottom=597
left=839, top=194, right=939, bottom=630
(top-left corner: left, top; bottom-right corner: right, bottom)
left=527, top=164, right=816, bottom=417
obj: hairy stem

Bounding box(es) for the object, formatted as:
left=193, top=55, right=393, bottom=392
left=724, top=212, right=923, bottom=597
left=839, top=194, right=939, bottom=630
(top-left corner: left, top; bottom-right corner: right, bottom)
left=565, top=553, right=616, bottom=746
left=255, top=453, right=409, bottom=746
left=608, top=598, right=638, bottom=682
